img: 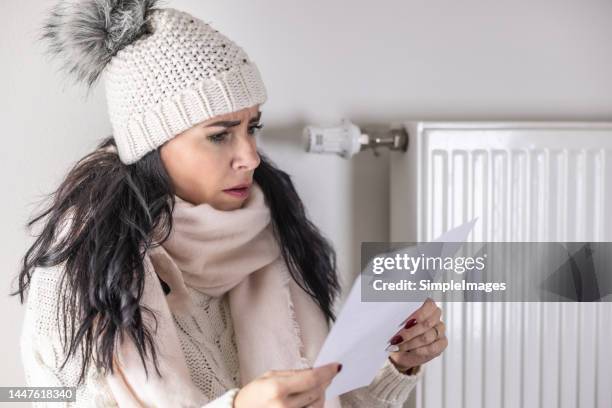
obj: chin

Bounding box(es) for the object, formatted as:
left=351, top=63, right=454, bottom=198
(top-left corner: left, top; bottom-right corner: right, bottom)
left=214, top=200, right=244, bottom=211
left=215, top=192, right=249, bottom=211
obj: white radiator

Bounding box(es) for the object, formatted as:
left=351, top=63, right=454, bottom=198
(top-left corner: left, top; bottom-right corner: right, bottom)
left=390, top=122, right=612, bottom=408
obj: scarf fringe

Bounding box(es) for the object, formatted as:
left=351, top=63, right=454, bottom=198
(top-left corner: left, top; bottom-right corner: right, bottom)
left=280, top=262, right=312, bottom=369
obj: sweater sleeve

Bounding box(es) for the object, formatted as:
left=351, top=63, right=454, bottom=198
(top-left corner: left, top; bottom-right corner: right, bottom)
left=20, top=265, right=118, bottom=407
left=338, top=356, right=423, bottom=407
left=20, top=266, right=242, bottom=408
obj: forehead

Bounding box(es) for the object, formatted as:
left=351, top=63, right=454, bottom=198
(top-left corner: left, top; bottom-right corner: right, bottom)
left=201, top=106, right=261, bottom=126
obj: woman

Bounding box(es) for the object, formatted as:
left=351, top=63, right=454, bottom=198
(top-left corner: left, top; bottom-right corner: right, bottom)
left=13, top=1, right=447, bottom=407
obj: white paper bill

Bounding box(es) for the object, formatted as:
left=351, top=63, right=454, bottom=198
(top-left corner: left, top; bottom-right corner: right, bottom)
left=314, top=218, right=478, bottom=400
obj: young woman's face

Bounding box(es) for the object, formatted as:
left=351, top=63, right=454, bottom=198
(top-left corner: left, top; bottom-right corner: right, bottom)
left=160, top=104, right=262, bottom=210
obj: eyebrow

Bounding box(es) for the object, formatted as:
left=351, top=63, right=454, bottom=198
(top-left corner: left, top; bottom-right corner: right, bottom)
left=206, top=111, right=262, bottom=128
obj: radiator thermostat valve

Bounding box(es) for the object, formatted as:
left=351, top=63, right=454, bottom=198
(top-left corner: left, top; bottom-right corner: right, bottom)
left=304, top=118, right=408, bottom=158
left=304, top=118, right=365, bottom=158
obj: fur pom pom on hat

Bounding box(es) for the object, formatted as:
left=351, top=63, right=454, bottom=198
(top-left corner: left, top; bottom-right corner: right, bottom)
left=42, top=0, right=268, bottom=164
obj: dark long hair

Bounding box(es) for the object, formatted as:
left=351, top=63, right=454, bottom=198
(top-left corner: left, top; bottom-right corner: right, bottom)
left=11, top=136, right=340, bottom=384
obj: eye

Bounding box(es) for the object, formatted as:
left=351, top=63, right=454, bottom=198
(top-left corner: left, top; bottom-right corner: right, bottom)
left=208, top=131, right=228, bottom=144
left=207, top=122, right=264, bottom=144
left=248, top=122, right=264, bottom=136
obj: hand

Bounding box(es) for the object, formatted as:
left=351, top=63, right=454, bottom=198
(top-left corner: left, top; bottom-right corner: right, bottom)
left=385, top=298, right=447, bottom=373
left=233, top=362, right=342, bottom=408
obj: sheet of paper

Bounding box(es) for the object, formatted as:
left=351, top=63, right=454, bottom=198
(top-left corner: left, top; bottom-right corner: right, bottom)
left=314, top=218, right=478, bottom=400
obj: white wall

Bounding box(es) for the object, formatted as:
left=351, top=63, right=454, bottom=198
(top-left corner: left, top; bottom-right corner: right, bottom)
left=1, top=0, right=611, bottom=394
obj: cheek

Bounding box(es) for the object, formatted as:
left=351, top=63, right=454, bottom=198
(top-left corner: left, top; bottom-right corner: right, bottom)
left=162, top=142, right=228, bottom=201
left=189, top=153, right=225, bottom=189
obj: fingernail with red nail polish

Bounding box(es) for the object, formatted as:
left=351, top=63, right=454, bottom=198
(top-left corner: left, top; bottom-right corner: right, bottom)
left=337, top=364, right=343, bottom=373
left=389, top=335, right=403, bottom=345
left=404, top=318, right=417, bottom=329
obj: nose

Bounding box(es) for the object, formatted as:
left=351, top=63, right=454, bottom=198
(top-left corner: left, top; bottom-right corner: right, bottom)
left=232, top=131, right=260, bottom=171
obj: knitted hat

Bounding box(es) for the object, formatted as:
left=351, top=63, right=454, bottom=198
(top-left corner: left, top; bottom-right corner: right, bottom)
left=42, top=0, right=268, bottom=164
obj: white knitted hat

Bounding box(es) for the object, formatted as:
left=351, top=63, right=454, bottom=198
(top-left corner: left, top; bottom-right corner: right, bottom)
left=42, top=1, right=268, bottom=164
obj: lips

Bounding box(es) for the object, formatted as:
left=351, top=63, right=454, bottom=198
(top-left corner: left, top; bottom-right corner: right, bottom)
left=224, top=182, right=252, bottom=190
left=223, top=182, right=252, bottom=198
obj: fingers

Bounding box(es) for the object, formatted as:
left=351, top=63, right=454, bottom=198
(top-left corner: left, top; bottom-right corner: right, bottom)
left=263, top=362, right=340, bottom=396
left=398, top=297, right=437, bottom=327
left=305, top=396, right=326, bottom=408
left=400, top=321, right=446, bottom=351
left=284, top=366, right=336, bottom=408
left=387, top=303, right=442, bottom=351
left=285, top=386, right=323, bottom=408
left=285, top=377, right=331, bottom=408
left=387, top=299, right=448, bottom=373
left=389, top=335, right=449, bottom=371
left=408, top=306, right=442, bottom=340
left=411, top=335, right=448, bottom=360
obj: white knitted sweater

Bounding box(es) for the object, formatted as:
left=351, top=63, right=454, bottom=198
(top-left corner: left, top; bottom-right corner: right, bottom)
left=21, top=264, right=422, bottom=407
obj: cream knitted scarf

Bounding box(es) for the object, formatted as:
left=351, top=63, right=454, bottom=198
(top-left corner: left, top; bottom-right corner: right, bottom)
left=106, top=180, right=342, bottom=407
